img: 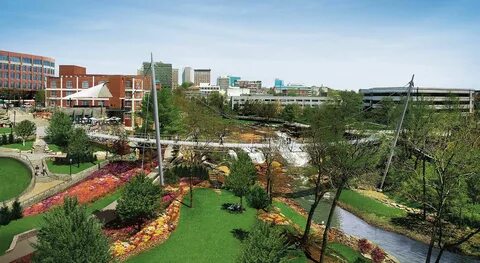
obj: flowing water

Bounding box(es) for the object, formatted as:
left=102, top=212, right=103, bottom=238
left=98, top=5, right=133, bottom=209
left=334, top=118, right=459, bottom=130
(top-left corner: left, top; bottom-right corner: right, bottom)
left=293, top=182, right=480, bottom=263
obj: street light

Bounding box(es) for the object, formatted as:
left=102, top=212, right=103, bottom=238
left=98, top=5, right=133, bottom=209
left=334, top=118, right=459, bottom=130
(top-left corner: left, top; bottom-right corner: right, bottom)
left=69, top=158, right=73, bottom=176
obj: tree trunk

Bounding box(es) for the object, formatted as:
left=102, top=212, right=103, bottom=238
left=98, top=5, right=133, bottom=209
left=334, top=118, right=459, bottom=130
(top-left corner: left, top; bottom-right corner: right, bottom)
left=319, top=181, right=344, bottom=263
left=301, top=190, right=325, bottom=245
left=240, top=195, right=243, bottom=210
left=189, top=174, right=193, bottom=208
left=422, top=159, right=427, bottom=220
left=22, top=139, right=25, bottom=146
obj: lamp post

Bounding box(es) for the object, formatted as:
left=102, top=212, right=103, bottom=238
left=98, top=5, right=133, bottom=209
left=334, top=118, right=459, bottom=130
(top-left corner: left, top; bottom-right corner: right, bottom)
left=69, top=158, right=72, bottom=176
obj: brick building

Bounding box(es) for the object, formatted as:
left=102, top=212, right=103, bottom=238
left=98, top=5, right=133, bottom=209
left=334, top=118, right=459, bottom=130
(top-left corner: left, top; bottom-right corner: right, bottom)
left=46, top=65, right=148, bottom=129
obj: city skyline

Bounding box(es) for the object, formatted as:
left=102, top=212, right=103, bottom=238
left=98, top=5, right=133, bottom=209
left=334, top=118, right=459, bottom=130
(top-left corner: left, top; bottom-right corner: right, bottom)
left=1, top=0, right=479, bottom=90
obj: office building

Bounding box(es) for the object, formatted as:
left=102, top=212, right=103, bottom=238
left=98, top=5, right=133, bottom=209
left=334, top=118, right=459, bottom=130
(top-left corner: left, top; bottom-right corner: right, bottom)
left=182, top=66, right=193, bottom=84
left=231, top=95, right=330, bottom=110
left=45, top=65, right=148, bottom=129
left=0, top=50, right=55, bottom=99
left=228, top=76, right=241, bottom=87
left=275, top=84, right=328, bottom=96
left=142, top=61, right=172, bottom=88
left=274, top=78, right=284, bottom=88
left=237, top=80, right=263, bottom=94
left=217, top=76, right=230, bottom=91
left=360, top=87, right=477, bottom=113
left=194, top=69, right=211, bottom=86
left=172, top=68, right=179, bottom=89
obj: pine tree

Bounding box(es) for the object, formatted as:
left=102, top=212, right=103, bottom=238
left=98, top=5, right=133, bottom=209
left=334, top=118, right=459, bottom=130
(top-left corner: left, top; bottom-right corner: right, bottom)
left=0, top=203, right=10, bottom=225
left=10, top=199, right=23, bottom=220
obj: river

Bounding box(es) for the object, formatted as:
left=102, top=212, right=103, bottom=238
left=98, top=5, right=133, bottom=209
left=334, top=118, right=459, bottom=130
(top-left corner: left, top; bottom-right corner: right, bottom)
left=293, top=183, right=480, bottom=263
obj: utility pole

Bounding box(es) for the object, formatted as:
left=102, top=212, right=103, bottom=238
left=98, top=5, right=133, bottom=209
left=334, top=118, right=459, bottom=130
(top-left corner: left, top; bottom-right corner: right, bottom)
left=379, top=74, right=415, bottom=191
left=150, top=53, right=164, bottom=186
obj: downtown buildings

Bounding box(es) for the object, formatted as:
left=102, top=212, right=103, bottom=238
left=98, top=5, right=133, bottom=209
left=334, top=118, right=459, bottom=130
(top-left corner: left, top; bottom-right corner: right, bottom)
left=141, top=61, right=172, bottom=88
left=0, top=50, right=55, bottom=100
left=194, top=69, right=211, bottom=86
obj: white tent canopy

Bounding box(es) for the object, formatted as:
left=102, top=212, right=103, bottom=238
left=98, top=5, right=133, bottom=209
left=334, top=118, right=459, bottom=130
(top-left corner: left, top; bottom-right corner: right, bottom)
left=64, top=83, right=113, bottom=100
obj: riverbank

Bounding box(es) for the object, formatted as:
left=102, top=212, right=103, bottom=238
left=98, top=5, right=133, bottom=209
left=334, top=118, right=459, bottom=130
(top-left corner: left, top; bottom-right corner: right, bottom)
left=337, top=189, right=480, bottom=259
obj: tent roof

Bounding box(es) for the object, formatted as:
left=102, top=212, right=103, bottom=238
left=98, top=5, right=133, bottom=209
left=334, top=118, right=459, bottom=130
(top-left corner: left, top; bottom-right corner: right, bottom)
left=64, top=83, right=113, bottom=100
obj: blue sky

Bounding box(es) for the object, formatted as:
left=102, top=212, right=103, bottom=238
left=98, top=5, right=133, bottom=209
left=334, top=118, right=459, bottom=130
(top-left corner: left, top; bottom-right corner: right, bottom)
left=1, top=0, right=479, bottom=90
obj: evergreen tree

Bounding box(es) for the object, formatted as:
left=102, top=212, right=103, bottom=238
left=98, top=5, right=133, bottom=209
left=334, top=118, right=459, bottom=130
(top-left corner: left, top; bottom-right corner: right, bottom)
left=33, top=197, right=110, bottom=263
left=67, top=128, right=92, bottom=167
left=0, top=203, right=10, bottom=225
left=46, top=111, right=72, bottom=147
left=237, top=221, right=288, bottom=263
left=246, top=185, right=269, bottom=210
left=10, top=199, right=23, bottom=220
left=225, top=153, right=256, bottom=209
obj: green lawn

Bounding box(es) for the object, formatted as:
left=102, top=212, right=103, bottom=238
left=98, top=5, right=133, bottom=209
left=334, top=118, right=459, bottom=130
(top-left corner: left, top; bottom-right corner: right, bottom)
left=0, top=157, right=32, bottom=202
left=328, top=242, right=366, bottom=262
left=339, top=190, right=406, bottom=220
left=0, top=189, right=121, bottom=255
left=46, top=143, right=63, bottom=152
left=128, top=189, right=258, bottom=263
left=2, top=140, right=34, bottom=151
left=274, top=201, right=307, bottom=230
left=46, top=159, right=98, bottom=174
left=0, top=127, right=12, bottom=134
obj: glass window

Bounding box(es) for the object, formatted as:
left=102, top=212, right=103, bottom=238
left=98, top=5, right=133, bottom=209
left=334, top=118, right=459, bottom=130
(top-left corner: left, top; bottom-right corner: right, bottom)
left=82, top=81, right=89, bottom=88
left=10, top=72, right=15, bottom=78
left=82, top=100, right=88, bottom=106
left=16, top=73, right=20, bottom=79
left=2, top=64, right=7, bottom=70
left=10, top=56, right=20, bottom=63
left=66, top=80, right=73, bottom=88
left=16, top=65, right=20, bottom=71
left=0, top=55, right=8, bottom=62
left=10, top=64, right=15, bottom=70
left=125, top=80, right=132, bottom=88
left=33, top=59, right=42, bottom=65
left=22, top=57, right=32, bottom=64
left=22, top=65, right=26, bottom=71
left=51, top=81, right=57, bottom=89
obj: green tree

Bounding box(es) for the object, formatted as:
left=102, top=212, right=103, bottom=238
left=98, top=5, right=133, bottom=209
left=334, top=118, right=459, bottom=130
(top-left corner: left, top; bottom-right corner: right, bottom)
left=280, top=104, right=301, bottom=122
left=180, top=82, right=194, bottom=89
left=207, top=92, right=227, bottom=115
left=139, top=89, right=183, bottom=135
left=14, top=120, right=36, bottom=146
left=0, top=203, right=10, bottom=225
left=237, top=221, right=288, bottom=263
left=246, top=185, right=270, bottom=210
left=116, top=173, right=162, bottom=229
left=46, top=111, right=72, bottom=147
left=225, top=153, right=256, bottom=209
left=10, top=199, right=22, bottom=220
left=35, top=89, right=45, bottom=107
left=33, top=197, right=110, bottom=263
left=67, top=128, right=92, bottom=167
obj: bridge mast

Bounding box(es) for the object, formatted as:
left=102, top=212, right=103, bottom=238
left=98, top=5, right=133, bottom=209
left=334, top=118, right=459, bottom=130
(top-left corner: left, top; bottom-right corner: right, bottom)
left=379, top=74, right=414, bottom=191
left=150, top=53, right=164, bottom=186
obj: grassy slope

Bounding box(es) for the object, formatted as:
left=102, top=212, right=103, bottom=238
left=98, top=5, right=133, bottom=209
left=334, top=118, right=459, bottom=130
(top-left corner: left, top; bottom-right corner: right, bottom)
left=0, top=157, right=31, bottom=202
left=339, top=190, right=406, bottom=220
left=128, top=189, right=258, bottom=263
left=328, top=243, right=364, bottom=262
left=0, top=189, right=121, bottom=255
left=46, top=160, right=98, bottom=174
left=2, top=141, right=34, bottom=151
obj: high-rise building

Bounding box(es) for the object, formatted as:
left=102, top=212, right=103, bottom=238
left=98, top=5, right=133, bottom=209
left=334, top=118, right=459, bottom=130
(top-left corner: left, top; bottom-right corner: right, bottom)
left=237, top=80, right=263, bottom=94
left=0, top=50, right=55, bottom=97
left=274, top=78, right=284, bottom=88
left=182, top=66, right=193, bottom=84
left=228, top=76, right=241, bottom=87
left=142, top=61, right=172, bottom=88
left=172, top=68, right=179, bottom=89
left=217, top=76, right=230, bottom=91
left=194, top=69, right=211, bottom=86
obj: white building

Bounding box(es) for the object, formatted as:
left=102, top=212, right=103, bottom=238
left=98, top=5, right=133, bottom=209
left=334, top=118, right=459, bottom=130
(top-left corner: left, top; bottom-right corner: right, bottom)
left=182, top=67, right=193, bottom=84
left=231, top=95, right=330, bottom=110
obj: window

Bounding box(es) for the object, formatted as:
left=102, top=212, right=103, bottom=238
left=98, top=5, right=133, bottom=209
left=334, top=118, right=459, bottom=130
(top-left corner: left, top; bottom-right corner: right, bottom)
left=82, top=81, right=89, bottom=89
left=2, top=63, right=7, bottom=70
left=33, top=59, right=42, bottom=65
left=16, top=65, right=21, bottom=71
left=10, top=64, right=15, bottom=70
left=10, top=72, right=15, bottom=78
left=50, top=91, right=57, bottom=97
left=16, top=73, right=20, bottom=79
left=22, top=65, right=26, bottom=71
left=125, top=80, right=132, bottom=88
left=98, top=101, right=105, bottom=107
left=10, top=56, right=20, bottom=63
left=66, top=80, right=73, bottom=88
left=51, top=81, right=57, bottom=89
left=0, top=55, right=8, bottom=62
left=82, top=100, right=89, bottom=106
left=22, top=57, right=32, bottom=64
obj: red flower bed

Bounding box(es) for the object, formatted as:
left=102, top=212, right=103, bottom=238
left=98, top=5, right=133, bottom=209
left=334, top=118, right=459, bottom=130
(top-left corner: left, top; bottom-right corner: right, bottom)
left=24, top=162, right=150, bottom=216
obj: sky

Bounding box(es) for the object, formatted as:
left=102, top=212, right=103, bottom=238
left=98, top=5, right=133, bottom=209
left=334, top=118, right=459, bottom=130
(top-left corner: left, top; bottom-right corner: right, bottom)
left=1, top=0, right=479, bottom=90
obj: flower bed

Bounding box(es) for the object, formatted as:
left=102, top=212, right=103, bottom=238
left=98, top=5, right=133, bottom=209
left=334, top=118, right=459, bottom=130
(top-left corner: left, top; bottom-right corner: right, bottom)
left=110, top=183, right=189, bottom=260
left=24, top=161, right=149, bottom=216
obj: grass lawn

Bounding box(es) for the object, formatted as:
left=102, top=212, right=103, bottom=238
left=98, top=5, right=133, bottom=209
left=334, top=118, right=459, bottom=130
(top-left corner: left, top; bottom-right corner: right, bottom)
left=328, top=243, right=366, bottom=262
left=0, top=189, right=121, bottom=255
left=274, top=201, right=307, bottom=230
left=0, top=157, right=31, bottom=202
left=46, top=143, right=63, bottom=152
left=127, top=189, right=258, bottom=263
left=46, top=159, right=98, bottom=174
left=0, top=127, right=12, bottom=134
left=339, top=190, right=406, bottom=220
left=2, top=140, right=34, bottom=151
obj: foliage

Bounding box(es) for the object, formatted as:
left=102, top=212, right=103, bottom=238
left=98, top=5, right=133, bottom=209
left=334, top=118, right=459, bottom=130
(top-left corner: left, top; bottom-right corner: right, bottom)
left=33, top=197, right=110, bottom=263
left=14, top=120, right=36, bottom=146
left=35, top=89, right=45, bottom=106
left=280, top=104, right=301, bottom=122
left=8, top=132, right=14, bottom=144
left=180, top=82, right=194, bottom=89
left=0, top=204, right=10, bottom=225
left=225, top=153, right=257, bottom=208
left=246, top=185, right=270, bottom=210
left=116, top=173, right=162, bottom=226
left=169, top=165, right=209, bottom=180
left=10, top=200, right=22, bottom=220
left=237, top=221, right=288, bottom=263
left=357, top=238, right=373, bottom=254
left=112, top=131, right=131, bottom=159
left=163, top=169, right=179, bottom=184
left=139, top=89, right=183, bottom=135
left=207, top=92, right=227, bottom=115
left=67, top=128, right=93, bottom=166
left=46, top=111, right=72, bottom=147
left=1, top=134, right=7, bottom=145
left=371, top=246, right=386, bottom=263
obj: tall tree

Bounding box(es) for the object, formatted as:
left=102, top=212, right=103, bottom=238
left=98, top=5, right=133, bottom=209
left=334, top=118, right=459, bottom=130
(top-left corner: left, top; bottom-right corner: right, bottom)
left=33, top=197, right=110, bottom=263
left=112, top=131, right=131, bottom=160
left=116, top=173, right=162, bottom=229
left=67, top=128, right=92, bottom=167
left=280, top=104, right=301, bottom=122
left=35, top=89, right=45, bottom=107
left=225, top=153, right=256, bottom=209
left=139, top=88, right=183, bottom=135
left=46, top=111, right=72, bottom=147
left=14, top=119, right=36, bottom=146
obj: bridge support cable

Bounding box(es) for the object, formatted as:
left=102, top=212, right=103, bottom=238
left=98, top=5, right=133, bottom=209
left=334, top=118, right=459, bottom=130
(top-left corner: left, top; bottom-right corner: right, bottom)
left=379, top=74, right=415, bottom=190
left=150, top=53, right=164, bottom=186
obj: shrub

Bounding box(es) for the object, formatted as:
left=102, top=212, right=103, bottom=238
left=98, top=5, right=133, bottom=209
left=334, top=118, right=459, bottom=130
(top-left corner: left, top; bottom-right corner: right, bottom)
left=1, top=134, right=6, bottom=145
left=164, top=169, right=179, bottom=184
left=354, top=257, right=370, bottom=263
left=358, top=238, right=373, bottom=254
left=0, top=204, right=11, bottom=225
left=8, top=132, right=14, bottom=144
left=10, top=200, right=23, bottom=220
left=371, top=246, right=386, bottom=263
left=246, top=185, right=269, bottom=210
